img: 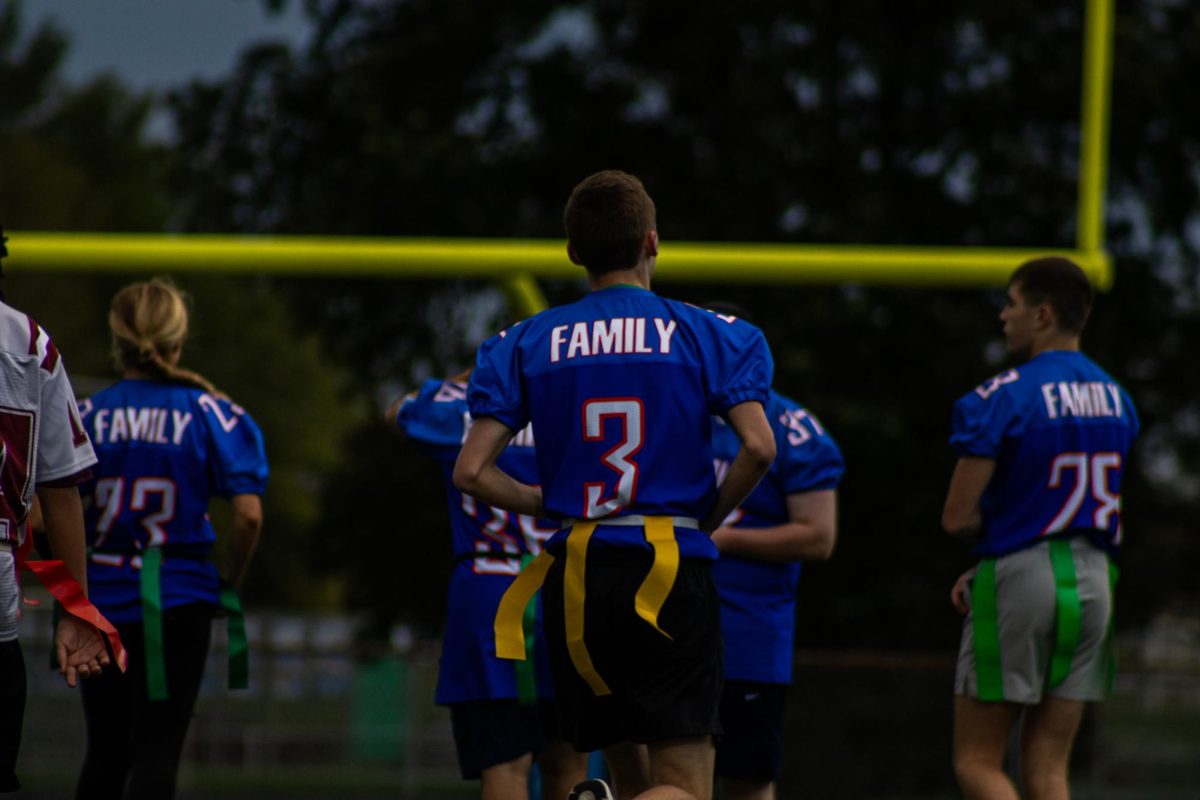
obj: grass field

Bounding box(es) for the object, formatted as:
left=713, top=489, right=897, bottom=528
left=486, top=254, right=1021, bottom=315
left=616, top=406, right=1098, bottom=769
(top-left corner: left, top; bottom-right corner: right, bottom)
left=15, top=607, right=1200, bottom=799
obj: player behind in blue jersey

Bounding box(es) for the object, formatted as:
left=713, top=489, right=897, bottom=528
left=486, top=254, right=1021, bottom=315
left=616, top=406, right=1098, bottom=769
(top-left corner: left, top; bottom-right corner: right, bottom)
left=454, top=170, right=777, bottom=800
left=702, top=304, right=844, bottom=800
left=386, top=370, right=587, bottom=799
left=75, top=280, right=268, bottom=800
left=941, top=257, right=1137, bottom=800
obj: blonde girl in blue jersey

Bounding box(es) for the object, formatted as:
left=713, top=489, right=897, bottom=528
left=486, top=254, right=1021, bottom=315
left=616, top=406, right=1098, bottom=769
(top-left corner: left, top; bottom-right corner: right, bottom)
left=75, top=280, right=268, bottom=800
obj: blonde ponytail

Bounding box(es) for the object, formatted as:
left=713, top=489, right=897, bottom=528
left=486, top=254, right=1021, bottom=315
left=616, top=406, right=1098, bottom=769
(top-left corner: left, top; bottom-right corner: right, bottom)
left=109, top=279, right=225, bottom=398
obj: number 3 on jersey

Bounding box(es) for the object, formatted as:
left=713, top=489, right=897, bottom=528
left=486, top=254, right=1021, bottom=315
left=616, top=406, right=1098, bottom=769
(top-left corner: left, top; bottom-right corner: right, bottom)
left=582, top=398, right=643, bottom=518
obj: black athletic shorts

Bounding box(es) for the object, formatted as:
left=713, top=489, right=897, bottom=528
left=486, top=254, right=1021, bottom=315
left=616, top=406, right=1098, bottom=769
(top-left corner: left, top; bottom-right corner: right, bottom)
left=714, top=680, right=788, bottom=783
left=448, top=698, right=555, bottom=779
left=541, top=545, right=724, bottom=752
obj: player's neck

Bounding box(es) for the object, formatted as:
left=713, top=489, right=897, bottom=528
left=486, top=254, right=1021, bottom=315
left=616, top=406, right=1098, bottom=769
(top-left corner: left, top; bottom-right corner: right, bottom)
left=1029, top=332, right=1081, bottom=358
left=589, top=265, right=651, bottom=292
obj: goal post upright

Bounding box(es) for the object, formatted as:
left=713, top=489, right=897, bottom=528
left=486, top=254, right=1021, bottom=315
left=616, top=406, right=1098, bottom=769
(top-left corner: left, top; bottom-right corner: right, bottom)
left=1078, top=0, right=1113, bottom=257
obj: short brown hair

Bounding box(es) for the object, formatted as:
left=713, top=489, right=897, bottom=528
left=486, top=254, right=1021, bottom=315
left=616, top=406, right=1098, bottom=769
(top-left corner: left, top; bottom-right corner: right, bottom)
left=1009, top=256, right=1093, bottom=334
left=563, top=170, right=656, bottom=274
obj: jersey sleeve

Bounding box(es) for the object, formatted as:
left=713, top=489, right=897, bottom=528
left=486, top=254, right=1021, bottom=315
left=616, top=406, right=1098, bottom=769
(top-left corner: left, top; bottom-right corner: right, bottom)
left=201, top=394, right=269, bottom=497
left=36, top=332, right=97, bottom=484
left=467, top=327, right=529, bottom=433
left=949, top=371, right=1021, bottom=458
left=704, top=318, right=774, bottom=415
left=775, top=409, right=845, bottom=494
left=395, top=379, right=468, bottom=448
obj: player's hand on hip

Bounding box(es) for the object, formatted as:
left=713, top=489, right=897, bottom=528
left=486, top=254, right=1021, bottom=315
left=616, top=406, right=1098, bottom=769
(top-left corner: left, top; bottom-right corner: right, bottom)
left=950, top=567, right=976, bottom=615
left=55, top=616, right=111, bottom=687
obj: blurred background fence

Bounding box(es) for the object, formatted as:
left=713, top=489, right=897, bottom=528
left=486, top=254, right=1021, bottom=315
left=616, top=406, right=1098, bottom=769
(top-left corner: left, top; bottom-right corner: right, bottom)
left=15, top=602, right=1200, bottom=799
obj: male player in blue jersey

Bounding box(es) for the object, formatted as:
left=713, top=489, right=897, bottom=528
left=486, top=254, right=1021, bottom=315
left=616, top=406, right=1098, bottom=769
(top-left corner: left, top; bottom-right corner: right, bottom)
left=704, top=305, right=844, bottom=800
left=941, top=257, right=1137, bottom=800
left=454, top=170, right=777, bottom=800
left=387, top=372, right=587, bottom=799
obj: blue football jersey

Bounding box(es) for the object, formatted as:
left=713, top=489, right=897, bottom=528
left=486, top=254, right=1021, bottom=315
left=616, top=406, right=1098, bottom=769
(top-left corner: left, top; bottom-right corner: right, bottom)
left=396, top=377, right=556, bottom=704
left=468, top=285, right=774, bottom=559
left=950, top=350, right=1138, bottom=558
left=711, top=390, right=844, bottom=684
left=78, top=379, right=269, bottom=623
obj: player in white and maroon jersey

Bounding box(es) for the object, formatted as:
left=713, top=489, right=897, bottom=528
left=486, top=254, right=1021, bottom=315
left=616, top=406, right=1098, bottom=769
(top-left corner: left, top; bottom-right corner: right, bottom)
left=0, top=225, right=110, bottom=793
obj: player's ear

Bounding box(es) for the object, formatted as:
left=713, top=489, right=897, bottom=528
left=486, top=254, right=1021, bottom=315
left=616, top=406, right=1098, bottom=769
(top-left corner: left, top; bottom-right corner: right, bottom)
left=566, top=242, right=584, bottom=266
left=644, top=230, right=659, bottom=258
left=1035, top=301, right=1054, bottom=330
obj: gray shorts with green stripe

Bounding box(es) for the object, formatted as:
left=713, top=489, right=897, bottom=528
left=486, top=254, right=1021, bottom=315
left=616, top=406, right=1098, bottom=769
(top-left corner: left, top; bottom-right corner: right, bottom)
left=955, top=536, right=1116, bottom=704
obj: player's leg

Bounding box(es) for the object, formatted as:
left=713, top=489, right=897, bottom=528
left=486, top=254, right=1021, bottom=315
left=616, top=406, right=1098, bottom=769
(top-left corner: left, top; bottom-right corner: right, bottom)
left=533, top=695, right=588, bottom=799
left=126, top=602, right=213, bottom=800
left=547, top=548, right=720, bottom=800
left=954, top=544, right=1060, bottom=799
left=635, top=556, right=722, bottom=800
left=645, top=735, right=713, bottom=800
left=77, top=621, right=137, bottom=798
left=953, top=695, right=1021, bottom=800
left=721, top=778, right=774, bottom=800
left=1, top=555, right=26, bottom=793
left=0, top=638, right=25, bottom=793
left=602, top=741, right=651, bottom=799
left=540, top=549, right=644, bottom=799
left=632, top=786, right=698, bottom=800
left=450, top=698, right=549, bottom=799
left=567, top=774, right=699, bottom=800
left=1018, top=696, right=1085, bottom=800
left=480, top=753, right=533, bottom=800
left=535, top=738, right=588, bottom=800
left=714, top=680, right=786, bottom=800
left=1016, top=538, right=1110, bottom=800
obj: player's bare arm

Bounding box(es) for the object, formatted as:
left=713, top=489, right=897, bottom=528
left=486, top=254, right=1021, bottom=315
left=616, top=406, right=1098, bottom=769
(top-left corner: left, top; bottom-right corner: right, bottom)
left=711, top=489, right=837, bottom=562
left=454, top=415, right=543, bottom=517
left=700, top=401, right=775, bottom=533
left=225, top=494, right=264, bottom=590
left=384, top=395, right=411, bottom=430
left=941, top=456, right=996, bottom=539
left=37, top=484, right=110, bottom=686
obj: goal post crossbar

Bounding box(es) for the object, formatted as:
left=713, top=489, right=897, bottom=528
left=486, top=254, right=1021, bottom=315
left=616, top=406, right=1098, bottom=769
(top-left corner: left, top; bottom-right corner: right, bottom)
left=7, top=232, right=1111, bottom=289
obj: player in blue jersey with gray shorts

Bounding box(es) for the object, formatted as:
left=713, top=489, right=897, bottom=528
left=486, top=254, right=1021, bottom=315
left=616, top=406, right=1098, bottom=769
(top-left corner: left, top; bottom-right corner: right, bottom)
left=454, top=171, right=777, bottom=800
left=708, top=373, right=843, bottom=800
left=941, top=257, right=1137, bottom=800
left=75, top=280, right=268, bottom=800
left=388, top=373, right=587, bottom=799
